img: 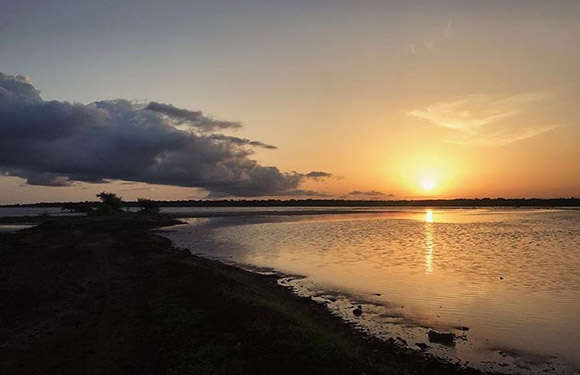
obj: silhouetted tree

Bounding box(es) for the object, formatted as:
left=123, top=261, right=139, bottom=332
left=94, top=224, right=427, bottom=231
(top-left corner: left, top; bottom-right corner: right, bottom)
left=136, top=198, right=160, bottom=214
left=93, top=192, right=124, bottom=215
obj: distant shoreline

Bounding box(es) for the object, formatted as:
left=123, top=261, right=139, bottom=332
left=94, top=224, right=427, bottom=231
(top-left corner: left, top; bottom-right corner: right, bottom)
left=2, top=197, right=579, bottom=208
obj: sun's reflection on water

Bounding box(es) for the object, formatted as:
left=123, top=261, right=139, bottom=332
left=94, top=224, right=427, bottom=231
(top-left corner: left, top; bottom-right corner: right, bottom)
left=425, top=209, right=434, bottom=274
left=425, top=209, right=433, bottom=223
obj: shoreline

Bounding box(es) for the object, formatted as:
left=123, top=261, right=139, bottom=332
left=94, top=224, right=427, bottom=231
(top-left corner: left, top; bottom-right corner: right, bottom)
left=161, top=215, right=570, bottom=375
left=159, top=211, right=580, bottom=375
left=0, top=214, right=486, bottom=374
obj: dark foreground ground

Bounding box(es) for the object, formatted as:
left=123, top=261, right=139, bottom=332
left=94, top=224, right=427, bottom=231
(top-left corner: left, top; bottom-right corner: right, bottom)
left=0, top=215, right=485, bottom=375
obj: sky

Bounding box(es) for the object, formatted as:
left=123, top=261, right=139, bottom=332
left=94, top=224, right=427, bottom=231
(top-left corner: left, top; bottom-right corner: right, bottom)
left=0, top=0, right=579, bottom=203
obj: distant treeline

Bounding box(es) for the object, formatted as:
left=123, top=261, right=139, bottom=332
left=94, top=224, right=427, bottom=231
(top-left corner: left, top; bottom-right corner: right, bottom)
left=3, top=197, right=580, bottom=209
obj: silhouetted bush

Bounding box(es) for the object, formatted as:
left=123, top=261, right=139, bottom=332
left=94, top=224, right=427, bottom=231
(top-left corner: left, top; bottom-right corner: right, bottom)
left=136, top=198, right=160, bottom=214
left=91, top=192, right=124, bottom=216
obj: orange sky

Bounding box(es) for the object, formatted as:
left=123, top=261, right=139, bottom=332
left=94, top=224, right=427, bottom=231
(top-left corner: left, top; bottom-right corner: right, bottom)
left=0, top=1, right=579, bottom=203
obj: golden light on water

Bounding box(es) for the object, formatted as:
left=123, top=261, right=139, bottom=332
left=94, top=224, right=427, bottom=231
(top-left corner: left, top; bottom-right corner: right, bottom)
left=425, top=209, right=434, bottom=223
left=424, top=209, right=434, bottom=274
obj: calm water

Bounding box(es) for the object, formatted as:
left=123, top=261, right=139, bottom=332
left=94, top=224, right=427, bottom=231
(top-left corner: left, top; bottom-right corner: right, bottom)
left=0, top=224, right=34, bottom=232
left=0, top=207, right=80, bottom=217
left=163, top=208, right=580, bottom=374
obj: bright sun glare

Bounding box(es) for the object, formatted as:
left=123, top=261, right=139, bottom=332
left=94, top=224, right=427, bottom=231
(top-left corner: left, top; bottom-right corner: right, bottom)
left=420, top=177, right=437, bottom=191
left=399, top=155, right=454, bottom=196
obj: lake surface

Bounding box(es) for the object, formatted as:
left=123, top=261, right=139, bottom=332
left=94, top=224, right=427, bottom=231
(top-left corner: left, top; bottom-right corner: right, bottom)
left=0, top=224, right=35, bottom=232
left=162, top=208, right=580, bottom=374
left=0, top=207, right=80, bottom=217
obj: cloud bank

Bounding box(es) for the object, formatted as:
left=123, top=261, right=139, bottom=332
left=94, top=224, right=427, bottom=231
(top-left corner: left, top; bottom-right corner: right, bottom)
left=0, top=72, right=328, bottom=197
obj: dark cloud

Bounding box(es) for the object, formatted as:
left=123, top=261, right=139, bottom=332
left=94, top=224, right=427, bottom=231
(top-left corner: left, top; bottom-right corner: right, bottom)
left=348, top=190, right=394, bottom=197
left=145, top=101, right=242, bottom=131
left=0, top=73, right=330, bottom=197
left=208, top=134, right=277, bottom=150
left=18, top=171, right=71, bottom=187
left=305, top=171, right=333, bottom=180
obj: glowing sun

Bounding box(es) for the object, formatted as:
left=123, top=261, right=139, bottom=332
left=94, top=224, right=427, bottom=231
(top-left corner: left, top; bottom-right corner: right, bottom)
left=420, top=176, right=438, bottom=191
left=398, top=154, right=455, bottom=196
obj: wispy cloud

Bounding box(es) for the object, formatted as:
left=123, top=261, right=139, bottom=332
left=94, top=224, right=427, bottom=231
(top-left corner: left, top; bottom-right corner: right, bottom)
left=475, top=125, right=559, bottom=146
left=407, top=21, right=451, bottom=54
left=405, top=93, right=558, bottom=146
left=444, top=20, right=453, bottom=38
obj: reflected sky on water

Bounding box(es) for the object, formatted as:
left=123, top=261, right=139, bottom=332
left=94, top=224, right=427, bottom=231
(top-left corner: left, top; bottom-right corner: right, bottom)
left=163, top=208, right=580, bottom=374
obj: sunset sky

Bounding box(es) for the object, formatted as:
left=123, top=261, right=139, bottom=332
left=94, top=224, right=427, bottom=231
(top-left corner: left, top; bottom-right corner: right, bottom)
left=1, top=0, right=579, bottom=203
